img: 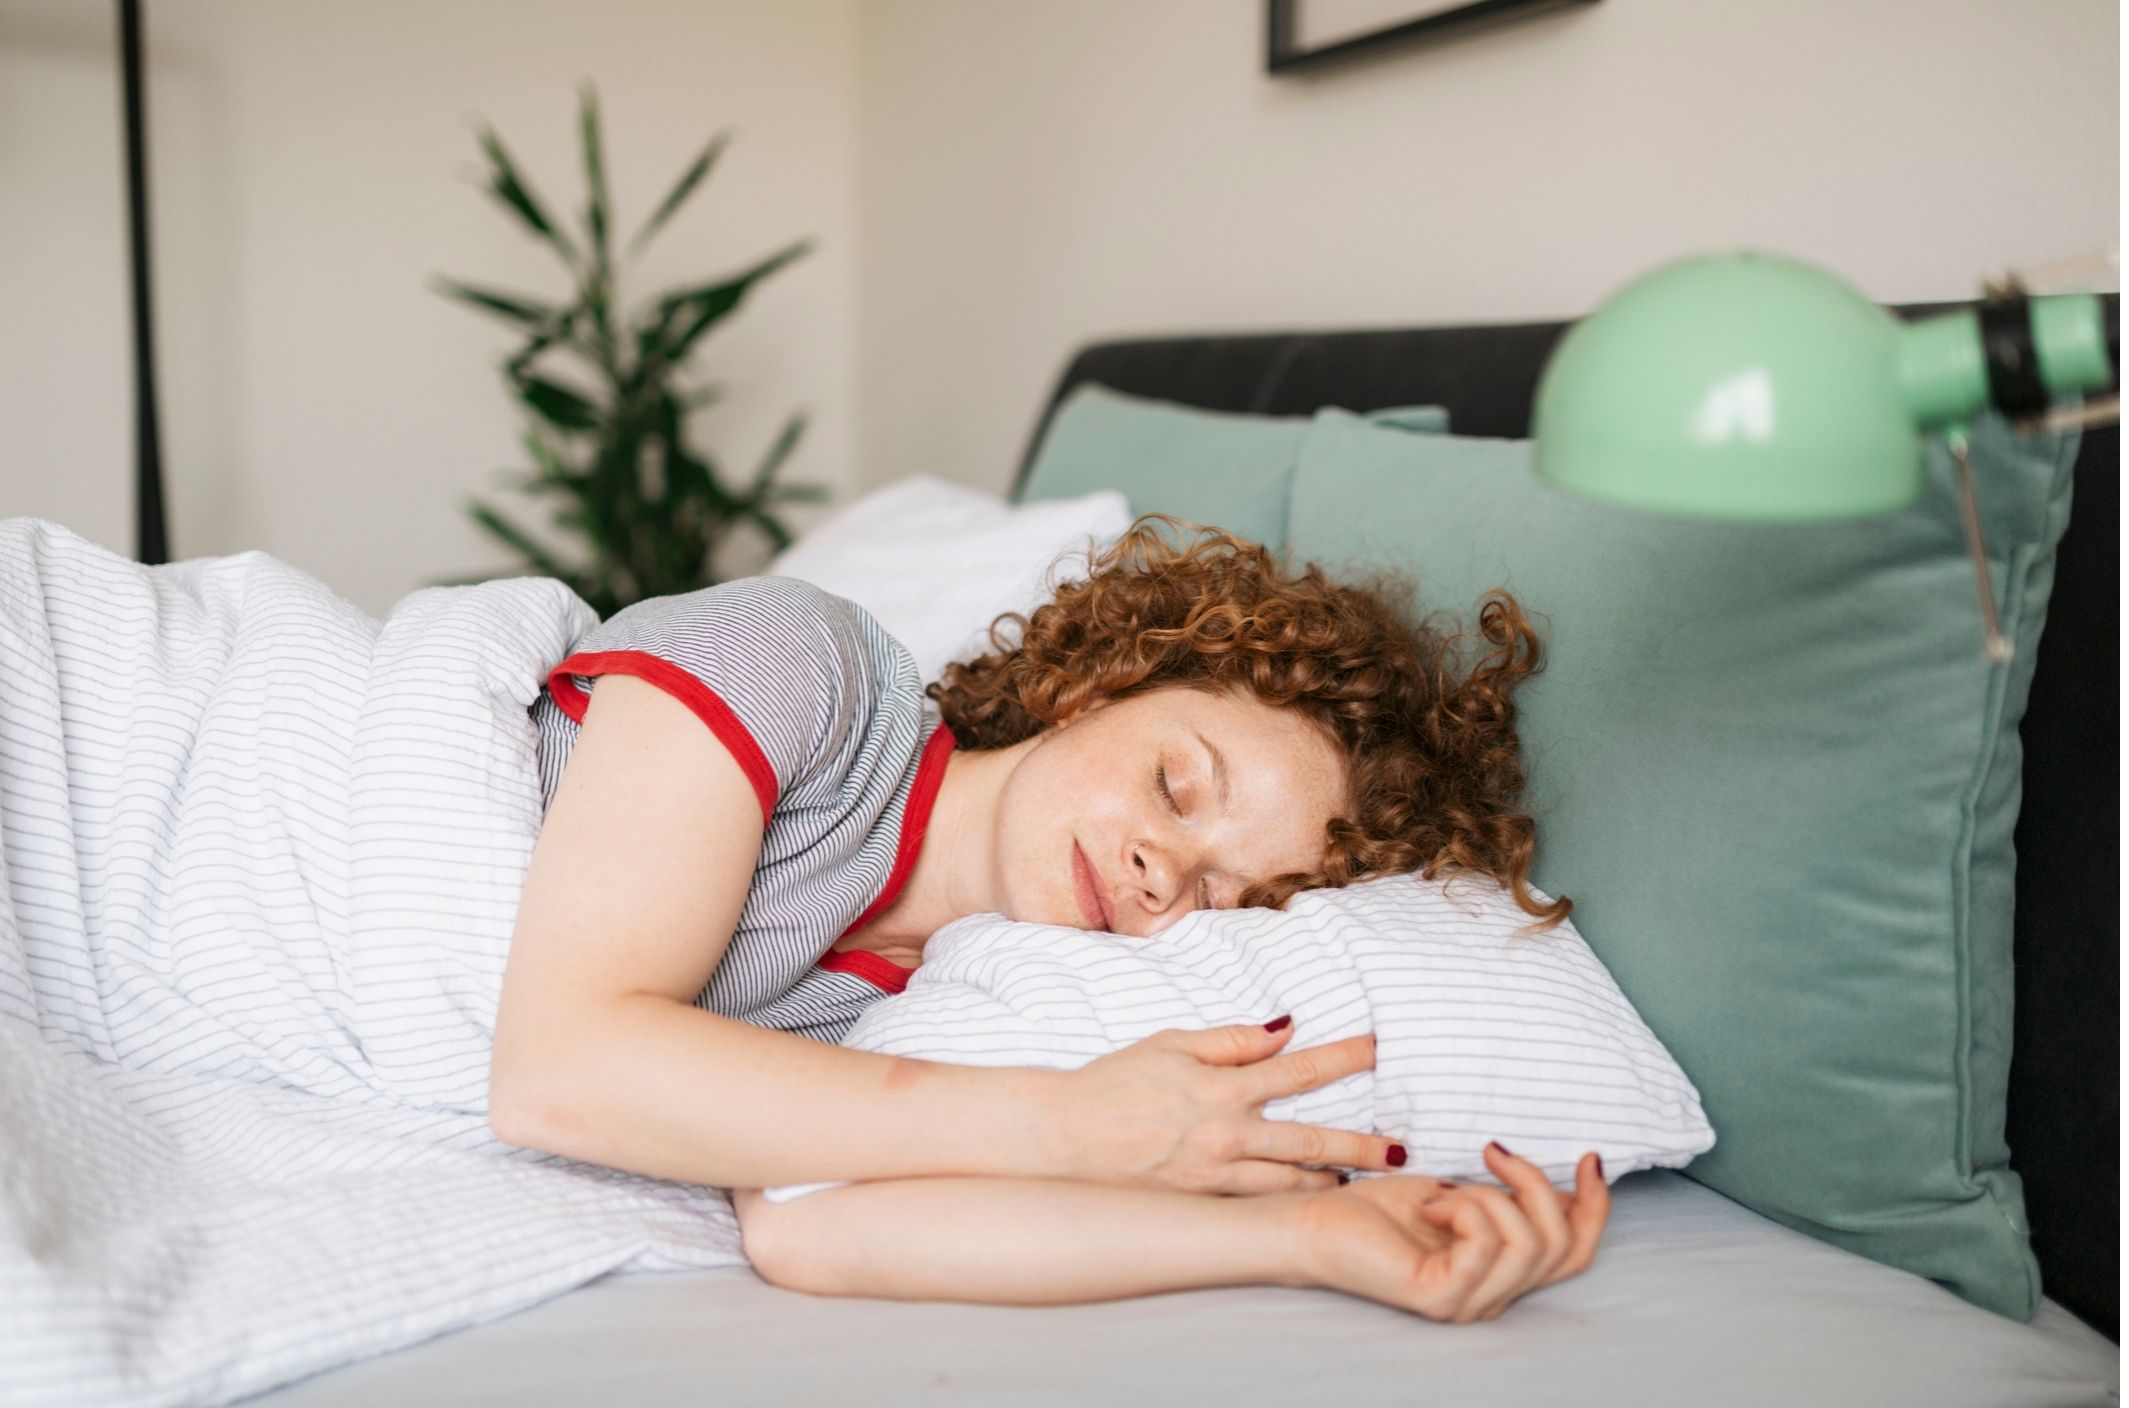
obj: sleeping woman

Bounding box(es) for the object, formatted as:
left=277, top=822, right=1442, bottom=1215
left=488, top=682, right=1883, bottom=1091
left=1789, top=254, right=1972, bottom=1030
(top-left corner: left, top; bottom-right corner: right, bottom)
left=493, top=513, right=1610, bottom=1325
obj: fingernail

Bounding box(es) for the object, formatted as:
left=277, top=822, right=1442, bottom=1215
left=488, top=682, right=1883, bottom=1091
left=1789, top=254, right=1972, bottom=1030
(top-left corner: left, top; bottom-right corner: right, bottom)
left=1335, top=1172, right=1350, bottom=1185
left=1594, top=1153, right=1605, bottom=1179
left=1487, top=1141, right=1511, bottom=1158
left=1387, top=1144, right=1407, bottom=1167
left=1264, top=1015, right=1291, bottom=1032
left=1437, top=1181, right=1459, bottom=1189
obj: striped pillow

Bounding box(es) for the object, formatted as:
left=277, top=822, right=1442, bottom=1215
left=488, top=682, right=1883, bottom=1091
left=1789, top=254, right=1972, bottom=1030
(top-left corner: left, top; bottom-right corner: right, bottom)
left=763, top=868, right=1714, bottom=1201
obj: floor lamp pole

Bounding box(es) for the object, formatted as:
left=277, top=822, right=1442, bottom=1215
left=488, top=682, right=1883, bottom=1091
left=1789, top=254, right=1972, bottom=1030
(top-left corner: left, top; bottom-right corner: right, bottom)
left=119, top=0, right=168, bottom=564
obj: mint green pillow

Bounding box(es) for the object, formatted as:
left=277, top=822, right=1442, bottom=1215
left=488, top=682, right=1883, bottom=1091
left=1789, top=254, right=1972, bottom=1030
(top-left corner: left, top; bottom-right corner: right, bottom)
left=1019, top=383, right=1447, bottom=551
left=1284, top=406, right=2080, bottom=1321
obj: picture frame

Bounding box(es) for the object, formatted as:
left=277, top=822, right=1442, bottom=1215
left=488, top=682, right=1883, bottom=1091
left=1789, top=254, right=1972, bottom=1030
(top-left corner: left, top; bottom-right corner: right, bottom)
left=1265, top=0, right=1600, bottom=75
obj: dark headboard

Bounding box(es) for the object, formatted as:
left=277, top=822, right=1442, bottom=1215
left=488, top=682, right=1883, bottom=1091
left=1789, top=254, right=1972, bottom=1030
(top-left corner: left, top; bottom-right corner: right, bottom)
left=1011, top=298, right=2121, bottom=1342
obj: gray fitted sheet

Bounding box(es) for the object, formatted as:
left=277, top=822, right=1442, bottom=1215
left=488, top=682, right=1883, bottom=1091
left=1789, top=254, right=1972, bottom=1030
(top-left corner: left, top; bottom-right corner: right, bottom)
left=242, top=1171, right=2118, bottom=1408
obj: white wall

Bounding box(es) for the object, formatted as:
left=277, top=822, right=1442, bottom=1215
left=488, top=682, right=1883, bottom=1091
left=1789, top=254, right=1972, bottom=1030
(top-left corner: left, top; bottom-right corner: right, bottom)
left=2, top=1, right=2117, bottom=612
left=1, top=0, right=858, bottom=615
left=850, top=0, right=2120, bottom=496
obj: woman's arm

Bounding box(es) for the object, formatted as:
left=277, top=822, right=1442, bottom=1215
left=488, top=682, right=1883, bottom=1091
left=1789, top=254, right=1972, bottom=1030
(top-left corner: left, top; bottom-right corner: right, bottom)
left=492, top=673, right=1067, bottom=1190
left=732, top=1181, right=1315, bottom=1304
left=732, top=1146, right=1610, bottom=1323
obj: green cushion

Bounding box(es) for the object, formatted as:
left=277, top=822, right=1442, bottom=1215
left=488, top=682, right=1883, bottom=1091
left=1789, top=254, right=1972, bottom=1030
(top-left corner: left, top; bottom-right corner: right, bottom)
left=1284, top=406, right=2081, bottom=1321
left=1018, top=383, right=1448, bottom=551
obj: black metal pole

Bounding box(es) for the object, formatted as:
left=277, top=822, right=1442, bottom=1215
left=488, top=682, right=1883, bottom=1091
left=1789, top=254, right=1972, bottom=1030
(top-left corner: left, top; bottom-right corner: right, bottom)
left=119, top=0, right=168, bottom=564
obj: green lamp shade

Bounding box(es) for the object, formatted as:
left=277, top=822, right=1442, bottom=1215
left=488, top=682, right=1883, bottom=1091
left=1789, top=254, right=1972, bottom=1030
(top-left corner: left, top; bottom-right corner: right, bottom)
left=1533, top=251, right=1926, bottom=520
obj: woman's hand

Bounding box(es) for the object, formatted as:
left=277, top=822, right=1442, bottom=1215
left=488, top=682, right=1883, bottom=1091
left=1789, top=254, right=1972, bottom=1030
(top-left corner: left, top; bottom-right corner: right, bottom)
left=1049, top=1017, right=1402, bottom=1195
left=1297, top=1144, right=1611, bottom=1324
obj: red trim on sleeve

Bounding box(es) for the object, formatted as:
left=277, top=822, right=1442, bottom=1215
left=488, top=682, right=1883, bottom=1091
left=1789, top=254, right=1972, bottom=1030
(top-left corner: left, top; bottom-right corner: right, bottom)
left=546, top=649, right=779, bottom=826
left=823, top=720, right=958, bottom=995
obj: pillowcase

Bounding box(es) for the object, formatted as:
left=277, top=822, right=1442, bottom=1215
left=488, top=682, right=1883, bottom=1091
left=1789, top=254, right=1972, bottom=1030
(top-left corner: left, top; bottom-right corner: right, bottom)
left=765, top=474, right=1132, bottom=687
left=1018, top=383, right=1449, bottom=552
left=1282, top=406, right=2081, bottom=1321
left=762, top=868, right=1715, bottom=1204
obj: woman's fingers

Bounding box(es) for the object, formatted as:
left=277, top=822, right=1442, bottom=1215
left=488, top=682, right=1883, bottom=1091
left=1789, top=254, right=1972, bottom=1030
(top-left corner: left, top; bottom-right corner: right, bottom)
left=1227, top=1032, right=1400, bottom=1173
left=1410, top=1145, right=1585, bottom=1323
left=1415, top=1196, right=1502, bottom=1317
left=1428, top=1181, right=1541, bottom=1323
left=1415, top=1191, right=1516, bottom=1324
left=1246, top=1114, right=1406, bottom=1176
left=1423, top=1148, right=1612, bottom=1322
left=1482, top=1143, right=1575, bottom=1288
left=1245, top=1032, right=1376, bottom=1105
left=1544, top=1152, right=1612, bottom=1286
left=1219, top=1159, right=1346, bottom=1196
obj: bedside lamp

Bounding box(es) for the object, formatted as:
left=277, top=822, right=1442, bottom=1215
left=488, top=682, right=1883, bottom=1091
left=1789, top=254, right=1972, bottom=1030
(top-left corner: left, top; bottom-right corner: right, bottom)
left=1531, top=249, right=2119, bottom=662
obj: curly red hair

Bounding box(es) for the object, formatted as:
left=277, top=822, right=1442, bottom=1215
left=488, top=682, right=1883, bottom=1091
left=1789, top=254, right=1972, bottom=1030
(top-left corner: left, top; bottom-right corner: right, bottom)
left=925, top=513, right=1573, bottom=939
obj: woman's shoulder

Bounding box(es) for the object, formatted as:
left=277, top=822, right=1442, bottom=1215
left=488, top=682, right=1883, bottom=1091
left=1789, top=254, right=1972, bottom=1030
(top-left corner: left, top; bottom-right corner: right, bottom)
left=574, top=576, right=889, bottom=688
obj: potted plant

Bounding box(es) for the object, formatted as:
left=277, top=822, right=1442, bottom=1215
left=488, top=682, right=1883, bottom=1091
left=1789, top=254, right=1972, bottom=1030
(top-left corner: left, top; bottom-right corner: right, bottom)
left=432, top=83, right=824, bottom=616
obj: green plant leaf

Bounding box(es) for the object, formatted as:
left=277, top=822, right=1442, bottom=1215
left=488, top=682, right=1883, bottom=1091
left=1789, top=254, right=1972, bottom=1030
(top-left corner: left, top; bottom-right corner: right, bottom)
left=745, top=411, right=807, bottom=499
left=653, top=237, right=813, bottom=320
left=765, top=483, right=831, bottom=504
left=647, top=238, right=814, bottom=370
left=739, top=501, right=795, bottom=554
left=475, top=126, right=579, bottom=266
left=466, top=497, right=576, bottom=577
left=432, top=276, right=559, bottom=329
left=578, top=84, right=612, bottom=303
left=522, top=427, right=581, bottom=486
left=503, top=307, right=595, bottom=383
left=666, top=443, right=735, bottom=516
left=651, top=388, right=683, bottom=444
left=515, top=375, right=603, bottom=432
left=627, top=130, right=730, bottom=260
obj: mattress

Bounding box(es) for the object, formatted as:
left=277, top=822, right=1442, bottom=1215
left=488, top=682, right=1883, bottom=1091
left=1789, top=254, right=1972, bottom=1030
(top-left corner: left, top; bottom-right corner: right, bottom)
left=244, top=1170, right=2117, bottom=1408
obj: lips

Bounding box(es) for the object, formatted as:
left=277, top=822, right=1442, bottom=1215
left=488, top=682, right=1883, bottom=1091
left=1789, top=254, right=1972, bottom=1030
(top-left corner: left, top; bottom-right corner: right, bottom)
left=1071, top=841, right=1112, bottom=930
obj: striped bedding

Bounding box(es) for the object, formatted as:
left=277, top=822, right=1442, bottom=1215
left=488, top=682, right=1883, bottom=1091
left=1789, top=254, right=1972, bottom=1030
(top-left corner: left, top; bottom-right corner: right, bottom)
left=765, top=868, right=1716, bottom=1205
left=0, top=519, right=749, bottom=1408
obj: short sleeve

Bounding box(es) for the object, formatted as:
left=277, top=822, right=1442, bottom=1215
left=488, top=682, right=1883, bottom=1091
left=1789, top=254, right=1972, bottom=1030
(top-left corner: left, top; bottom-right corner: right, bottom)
left=542, top=576, right=867, bottom=826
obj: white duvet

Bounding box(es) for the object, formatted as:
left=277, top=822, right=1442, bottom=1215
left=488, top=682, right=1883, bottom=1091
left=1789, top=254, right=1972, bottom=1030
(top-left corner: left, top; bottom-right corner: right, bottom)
left=0, top=519, right=750, bottom=1408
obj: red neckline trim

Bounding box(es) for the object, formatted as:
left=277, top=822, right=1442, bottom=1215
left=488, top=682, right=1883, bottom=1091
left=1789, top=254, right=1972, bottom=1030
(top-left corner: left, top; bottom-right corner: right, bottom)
left=817, top=948, right=915, bottom=995
left=823, top=719, right=957, bottom=995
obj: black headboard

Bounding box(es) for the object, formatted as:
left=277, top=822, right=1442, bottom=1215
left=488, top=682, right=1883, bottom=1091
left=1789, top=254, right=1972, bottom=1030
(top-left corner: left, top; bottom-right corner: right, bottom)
left=1010, top=298, right=2121, bottom=1342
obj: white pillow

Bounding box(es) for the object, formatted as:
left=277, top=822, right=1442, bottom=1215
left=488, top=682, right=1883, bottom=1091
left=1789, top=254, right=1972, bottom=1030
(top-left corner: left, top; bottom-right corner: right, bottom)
left=765, top=474, right=1134, bottom=687
left=762, top=869, right=1715, bottom=1202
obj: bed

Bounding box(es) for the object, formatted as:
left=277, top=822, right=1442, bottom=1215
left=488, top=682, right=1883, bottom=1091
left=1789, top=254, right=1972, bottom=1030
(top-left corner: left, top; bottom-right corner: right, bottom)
left=239, top=304, right=2119, bottom=1407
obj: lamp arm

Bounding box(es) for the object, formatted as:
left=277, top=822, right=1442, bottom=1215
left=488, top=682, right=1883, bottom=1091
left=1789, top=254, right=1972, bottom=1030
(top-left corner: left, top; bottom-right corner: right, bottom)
left=1896, top=293, right=2116, bottom=433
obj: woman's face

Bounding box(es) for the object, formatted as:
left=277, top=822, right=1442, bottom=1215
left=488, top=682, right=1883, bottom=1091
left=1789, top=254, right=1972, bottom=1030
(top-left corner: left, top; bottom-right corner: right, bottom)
left=992, top=683, right=1348, bottom=937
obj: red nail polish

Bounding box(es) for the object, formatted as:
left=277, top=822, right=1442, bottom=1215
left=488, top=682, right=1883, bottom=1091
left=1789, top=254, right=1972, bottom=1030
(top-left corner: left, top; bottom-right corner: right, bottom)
left=1488, top=1141, right=1511, bottom=1158
left=1387, top=1144, right=1407, bottom=1167
left=1594, top=1153, right=1605, bottom=1179
left=1264, top=1015, right=1291, bottom=1032
left=1335, top=1172, right=1350, bottom=1185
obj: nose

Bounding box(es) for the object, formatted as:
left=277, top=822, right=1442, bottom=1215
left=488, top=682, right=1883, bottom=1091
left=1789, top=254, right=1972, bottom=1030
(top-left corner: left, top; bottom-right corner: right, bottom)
left=1130, top=842, right=1190, bottom=926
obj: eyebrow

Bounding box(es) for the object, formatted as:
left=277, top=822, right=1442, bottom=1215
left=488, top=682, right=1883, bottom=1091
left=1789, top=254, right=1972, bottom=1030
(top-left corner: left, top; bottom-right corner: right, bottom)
left=1192, top=729, right=1230, bottom=812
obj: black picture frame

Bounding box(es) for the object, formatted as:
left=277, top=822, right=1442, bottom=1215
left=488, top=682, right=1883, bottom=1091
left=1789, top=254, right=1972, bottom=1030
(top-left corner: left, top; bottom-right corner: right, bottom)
left=1266, top=0, right=1599, bottom=75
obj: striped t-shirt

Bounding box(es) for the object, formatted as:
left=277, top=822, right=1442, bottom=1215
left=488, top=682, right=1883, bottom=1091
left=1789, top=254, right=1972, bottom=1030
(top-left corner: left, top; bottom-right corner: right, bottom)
left=526, top=575, right=956, bottom=1045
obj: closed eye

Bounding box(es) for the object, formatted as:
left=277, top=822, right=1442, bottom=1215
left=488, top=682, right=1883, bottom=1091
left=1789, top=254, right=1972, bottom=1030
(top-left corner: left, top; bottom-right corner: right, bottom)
left=1155, top=763, right=1183, bottom=816
left=1156, top=764, right=1213, bottom=910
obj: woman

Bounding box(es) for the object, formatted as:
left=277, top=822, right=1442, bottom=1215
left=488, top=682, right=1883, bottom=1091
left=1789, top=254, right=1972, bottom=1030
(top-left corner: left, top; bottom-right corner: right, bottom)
left=492, top=513, right=1610, bottom=1325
